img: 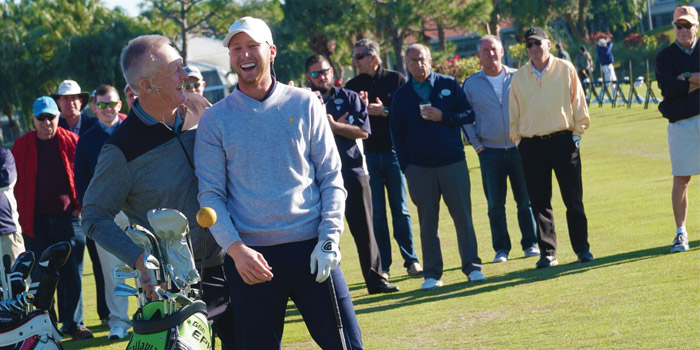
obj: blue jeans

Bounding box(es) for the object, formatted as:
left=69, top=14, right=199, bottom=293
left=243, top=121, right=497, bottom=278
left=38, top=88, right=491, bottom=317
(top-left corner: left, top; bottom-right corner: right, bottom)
left=478, top=147, right=538, bottom=254
left=30, top=215, right=86, bottom=333
left=365, top=151, right=418, bottom=272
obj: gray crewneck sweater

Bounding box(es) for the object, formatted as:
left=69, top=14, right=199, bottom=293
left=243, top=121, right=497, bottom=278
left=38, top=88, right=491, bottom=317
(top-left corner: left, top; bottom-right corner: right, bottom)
left=195, top=83, right=346, bottom=252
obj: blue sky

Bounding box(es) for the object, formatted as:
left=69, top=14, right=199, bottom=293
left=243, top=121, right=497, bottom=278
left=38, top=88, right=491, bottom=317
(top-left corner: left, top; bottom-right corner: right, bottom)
left=103, top=0, right=141, bottom=17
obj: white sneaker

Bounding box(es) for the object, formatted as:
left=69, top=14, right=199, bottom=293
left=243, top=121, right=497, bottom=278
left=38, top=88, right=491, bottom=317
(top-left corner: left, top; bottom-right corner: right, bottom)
left=468, top=270, right=485, bottom=282
left=493, top=251, right=508, bottom=263
left=523, top=246, right=540, bottom=257
left=108, top=326, right=129, bottom=340
left=420, top=278, right=443, bottom=290
left=670, top=233, right=689, bottom=253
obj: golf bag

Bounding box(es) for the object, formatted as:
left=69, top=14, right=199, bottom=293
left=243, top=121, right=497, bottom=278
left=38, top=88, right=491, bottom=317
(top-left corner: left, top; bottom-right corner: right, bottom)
left=126, top=299, right=211, bottom=350
left=0, top=311, right=62, bottom=350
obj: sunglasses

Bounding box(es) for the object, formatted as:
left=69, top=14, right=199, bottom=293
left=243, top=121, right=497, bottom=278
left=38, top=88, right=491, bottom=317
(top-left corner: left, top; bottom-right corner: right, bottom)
left=526, top=40, right=543, bottom=49
left=353, top=53, right=371, bottom=60
left=674, top=22, right=695, bottom=30
left=97, top=101, right=119, bottom=109
left=35, top=114, right=57, bottom=122
left=308, top=68, right=331, bottom=79
left=184, top=82, right=201, bottom=90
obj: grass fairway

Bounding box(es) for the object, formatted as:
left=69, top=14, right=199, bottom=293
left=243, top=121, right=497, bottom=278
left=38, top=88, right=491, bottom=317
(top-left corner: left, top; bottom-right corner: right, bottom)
left=65, top=102, right=699, bottom=350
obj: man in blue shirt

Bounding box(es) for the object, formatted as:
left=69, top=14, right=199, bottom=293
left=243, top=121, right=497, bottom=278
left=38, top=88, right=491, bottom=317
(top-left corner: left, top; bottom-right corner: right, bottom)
left=462, top=35, right=539, bottom=263
left=391, top=44, right=484, bottom=290
left=306, top=54, right=399, bottom=295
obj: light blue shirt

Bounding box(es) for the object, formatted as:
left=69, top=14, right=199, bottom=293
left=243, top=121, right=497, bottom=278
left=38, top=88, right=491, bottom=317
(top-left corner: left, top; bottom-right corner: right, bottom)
left=132, top=100, right=183, bottom=136
left=531, top=58, right=552, bottom=79
left=98, top=119, right=122, bottom=135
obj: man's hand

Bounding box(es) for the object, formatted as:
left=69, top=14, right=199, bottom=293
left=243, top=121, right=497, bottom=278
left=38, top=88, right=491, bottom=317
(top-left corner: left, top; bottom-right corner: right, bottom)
left=359, top=91, right=369, bottom=107
left=573, top=135, right=581, bottom=149
left=227, top=241, right=273, bottom=285
left=134, top=251, right=156, bottom=300
left=475, top=146, right=485, bottom=154
left=367, top=97, right=385, bottom=116
left=310, top=239, right=341, bottom=283
left=420, top=106, right=443, bottom=122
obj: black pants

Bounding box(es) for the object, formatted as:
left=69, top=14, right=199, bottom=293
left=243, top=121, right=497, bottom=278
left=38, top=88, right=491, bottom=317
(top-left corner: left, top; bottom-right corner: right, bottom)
left=343, top=174, right=385, bottom=291
left=517, top=132, right=590, bottom=257
left=85, top=237, right=109, bottom=321
left=196, top=264, right=235, bottom=350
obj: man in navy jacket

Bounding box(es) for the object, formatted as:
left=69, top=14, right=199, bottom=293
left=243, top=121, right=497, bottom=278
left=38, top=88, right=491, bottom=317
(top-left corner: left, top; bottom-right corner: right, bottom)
left=390, top=44, right=484, bottom=290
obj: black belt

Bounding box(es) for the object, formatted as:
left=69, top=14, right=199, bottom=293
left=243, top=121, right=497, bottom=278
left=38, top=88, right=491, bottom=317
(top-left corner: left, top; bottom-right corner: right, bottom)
left=529, top=130, right=571, bottom=140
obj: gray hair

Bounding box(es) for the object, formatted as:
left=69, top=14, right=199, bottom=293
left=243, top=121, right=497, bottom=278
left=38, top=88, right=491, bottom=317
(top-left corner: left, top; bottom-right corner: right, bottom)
left=120, top=35, right=171, bottom=95
left=354, top=39, right=382, bottom=65
left=478, top=35, right=503, bottom=51
left=405, top=43, right=432, bottom=60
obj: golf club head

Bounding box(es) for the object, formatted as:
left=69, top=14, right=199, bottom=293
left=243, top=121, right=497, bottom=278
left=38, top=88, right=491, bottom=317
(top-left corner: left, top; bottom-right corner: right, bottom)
left=186, top=268, right=201, bottom=285
left=114, top=283, right=138, bottom=297
left=113, top=265, right=137, bottom=279
left=30, top=241, right=71, bottom=282
left=147, top=208, right=189, bottom=241
left=174, top=293, right=194, bottom=306
left=11, top=251, right=35, bottom=280
left=153, top=286, right=174, bottom=301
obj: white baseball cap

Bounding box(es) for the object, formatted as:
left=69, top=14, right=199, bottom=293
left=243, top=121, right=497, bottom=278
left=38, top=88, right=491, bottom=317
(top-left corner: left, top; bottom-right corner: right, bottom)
left=222, top=17, right=273, bottom=48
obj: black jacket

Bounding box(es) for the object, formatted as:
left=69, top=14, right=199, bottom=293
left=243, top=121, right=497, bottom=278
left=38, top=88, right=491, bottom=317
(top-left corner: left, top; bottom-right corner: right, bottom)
left=656, top=38, right=700, bottom=123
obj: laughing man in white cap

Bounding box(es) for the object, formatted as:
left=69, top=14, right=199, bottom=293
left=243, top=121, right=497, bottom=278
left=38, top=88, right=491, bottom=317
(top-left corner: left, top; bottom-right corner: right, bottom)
left=195, top=16, right=363, bottom=349
left=52, top=79, right=97, bottom=136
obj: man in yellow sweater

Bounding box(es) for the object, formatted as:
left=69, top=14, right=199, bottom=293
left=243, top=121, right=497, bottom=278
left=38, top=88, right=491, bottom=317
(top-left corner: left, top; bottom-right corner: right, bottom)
left=509, top=27, right=593, bottom=269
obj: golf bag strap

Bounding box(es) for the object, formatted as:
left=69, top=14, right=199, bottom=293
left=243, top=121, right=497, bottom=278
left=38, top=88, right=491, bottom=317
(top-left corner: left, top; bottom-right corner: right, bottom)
left=0, top=311, right=59, bottom=346
left=133, top=300, right=208, bottom=334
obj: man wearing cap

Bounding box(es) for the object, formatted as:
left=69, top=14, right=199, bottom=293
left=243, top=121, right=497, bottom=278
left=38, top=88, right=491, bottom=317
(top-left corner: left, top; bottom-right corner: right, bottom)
left=74, top=84, right=130, bottom=340
left=462, top=35, right=540, bottom=264
left=596, top=35, right=616, bottom=88
left=509, top=27, right=593, bottom=269
left=11, top=96, right=92, bottom=339
left=305, top=54, right=399, bottom=295
left=344, top=38, right=423, bottom=279
left=195, top=17, right=363, bottom=349
left=655, top=5, right=700, bottom=253
left=80, top=36, right=233, bottom=348
left=53, top=80, right=97, bottom=136
left=184, top=66, right=206, bottom=96
left=390, top=44, right=484, bottom=291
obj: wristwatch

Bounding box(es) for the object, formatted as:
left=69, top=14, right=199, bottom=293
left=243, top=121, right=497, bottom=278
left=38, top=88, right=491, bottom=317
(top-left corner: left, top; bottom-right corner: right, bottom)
left=381, top=107, right=389, bottom=117
left=684, top=72, right=691, bottom=82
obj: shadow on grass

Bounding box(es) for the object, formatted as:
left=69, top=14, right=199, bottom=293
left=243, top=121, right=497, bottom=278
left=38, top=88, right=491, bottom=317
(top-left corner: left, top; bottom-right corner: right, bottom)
left=284, top=241, right=698, bottom=321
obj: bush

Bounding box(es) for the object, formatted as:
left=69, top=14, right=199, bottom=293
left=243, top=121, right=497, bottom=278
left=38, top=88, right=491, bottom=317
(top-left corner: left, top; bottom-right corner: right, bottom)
left=434, top=55, right=481, bottom=83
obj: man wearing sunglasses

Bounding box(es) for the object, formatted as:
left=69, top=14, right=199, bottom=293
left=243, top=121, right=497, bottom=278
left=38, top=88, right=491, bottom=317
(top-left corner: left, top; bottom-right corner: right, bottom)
left=12, top=96, right=92, bottom=339
left=509, top=27, right=592, bottom=269
left=345, top=39, right=423, bottom=280
left=184, top=66, right=207, bottom=96
left=52, top=80, right=97, bottom=137
left=305, top=54, right=399, bottom=295
left=655, top=5, right=699, bottom=253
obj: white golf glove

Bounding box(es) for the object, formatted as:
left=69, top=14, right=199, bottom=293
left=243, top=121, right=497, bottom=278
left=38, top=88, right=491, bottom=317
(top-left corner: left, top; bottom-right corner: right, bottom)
left=310, top=239, right=341, bottom=283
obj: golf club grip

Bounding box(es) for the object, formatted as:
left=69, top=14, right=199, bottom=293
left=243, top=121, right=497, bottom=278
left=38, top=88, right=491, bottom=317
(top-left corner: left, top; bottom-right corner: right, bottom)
left=33, top=273, right=58, bottom=310
left=9, top=273, right=25, bottom=296
left=327, top=277, right=343, bottom=329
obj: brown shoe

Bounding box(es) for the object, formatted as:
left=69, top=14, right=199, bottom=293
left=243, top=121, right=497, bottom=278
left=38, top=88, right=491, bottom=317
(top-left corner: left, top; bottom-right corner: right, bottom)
left=406, top=262, right=423, bottom=276
left=70, top=326, right=94, bottom=340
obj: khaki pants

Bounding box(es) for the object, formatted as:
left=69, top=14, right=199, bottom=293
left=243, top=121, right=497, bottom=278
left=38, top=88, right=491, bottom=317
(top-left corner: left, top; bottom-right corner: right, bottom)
left=0, top=232, right=25, bottom=264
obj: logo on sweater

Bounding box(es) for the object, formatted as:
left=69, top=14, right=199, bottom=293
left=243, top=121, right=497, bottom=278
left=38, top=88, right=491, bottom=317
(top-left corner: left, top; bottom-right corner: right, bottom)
left=288, top=118, right=294, bottom=123
left=440, top=89, right=451, bottom=99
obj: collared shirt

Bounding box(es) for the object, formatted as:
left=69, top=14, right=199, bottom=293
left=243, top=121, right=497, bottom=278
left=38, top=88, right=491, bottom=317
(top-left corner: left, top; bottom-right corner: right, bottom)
left=322, top=87, right=371, bottom=177
left=66, top=116, right=82, bottom=135
left=411, top=71, right=436, bottom=102
left=98, top=119, right=122, bottom=135
left=531, top=58, right=552, bottom=79
left=132, top=100, right=183, bottom=136
left=675, top=38, right=697, bottom=55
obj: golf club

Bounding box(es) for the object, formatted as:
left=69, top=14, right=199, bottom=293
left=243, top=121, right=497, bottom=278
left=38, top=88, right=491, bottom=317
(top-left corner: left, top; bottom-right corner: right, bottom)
left=327, top=277, right=347, bottom=350
left=29, top=242, right=71, bottom=310
left=9, top=251, right=35, bottom=301
left=114, top=283, right=139, bottom=298
left=114, top=265, right=145, bottom=308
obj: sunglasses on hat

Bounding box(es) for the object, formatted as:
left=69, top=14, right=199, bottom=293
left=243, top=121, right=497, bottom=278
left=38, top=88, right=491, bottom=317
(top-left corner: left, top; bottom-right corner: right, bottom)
left=35, top=114, right=57, bottom=122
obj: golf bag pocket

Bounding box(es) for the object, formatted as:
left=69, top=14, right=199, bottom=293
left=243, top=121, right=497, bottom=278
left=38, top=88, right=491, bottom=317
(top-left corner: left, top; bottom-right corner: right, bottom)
left=0, top=311, right=62, bottom=350
left=129, top=300, right=212, bottom=350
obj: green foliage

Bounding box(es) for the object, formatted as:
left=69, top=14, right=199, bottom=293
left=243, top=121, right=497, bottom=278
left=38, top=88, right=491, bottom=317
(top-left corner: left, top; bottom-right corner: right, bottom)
left=615, top=28, right=672, bottom=79
left=507, top=42, right=528, bottom=67
left=434, top=55, right=481, bottom=83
